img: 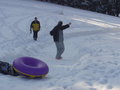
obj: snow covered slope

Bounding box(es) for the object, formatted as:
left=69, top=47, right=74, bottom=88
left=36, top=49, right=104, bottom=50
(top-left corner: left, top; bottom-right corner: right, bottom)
left=0, top=0, right=120, bottom=90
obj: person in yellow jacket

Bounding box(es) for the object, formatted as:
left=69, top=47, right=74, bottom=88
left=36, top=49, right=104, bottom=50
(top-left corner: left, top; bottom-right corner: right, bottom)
left=30, top=17, right=41, bottom=41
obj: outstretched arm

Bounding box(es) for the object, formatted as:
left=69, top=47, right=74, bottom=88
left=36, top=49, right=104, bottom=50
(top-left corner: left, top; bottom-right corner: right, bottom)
left=61, top=22, right=71, bottom=30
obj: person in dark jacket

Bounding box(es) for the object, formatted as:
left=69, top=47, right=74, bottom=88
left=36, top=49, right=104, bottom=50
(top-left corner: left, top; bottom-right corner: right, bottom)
left=30, top=17, right=41, bottom=41
left=0, top=61, right=19, bottom=76
left=50, top=21, right=71, bottom=60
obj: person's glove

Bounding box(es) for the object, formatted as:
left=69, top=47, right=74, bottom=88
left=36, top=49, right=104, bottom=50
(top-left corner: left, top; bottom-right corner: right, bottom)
left=68, top=22, right=71, bottom=25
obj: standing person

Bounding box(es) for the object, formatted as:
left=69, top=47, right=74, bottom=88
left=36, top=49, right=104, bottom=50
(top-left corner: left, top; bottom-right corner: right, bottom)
left=50, top=21, right=71, bottom=60
left=30, top=17, right=41, bottom=41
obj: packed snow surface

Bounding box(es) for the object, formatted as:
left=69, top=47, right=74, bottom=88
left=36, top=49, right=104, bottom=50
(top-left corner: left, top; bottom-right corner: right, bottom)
left=0, top=0, right=120, bottom=90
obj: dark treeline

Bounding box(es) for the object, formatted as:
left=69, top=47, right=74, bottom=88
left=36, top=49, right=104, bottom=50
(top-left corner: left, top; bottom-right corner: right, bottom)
left=38, top=0, right=120, bottom=17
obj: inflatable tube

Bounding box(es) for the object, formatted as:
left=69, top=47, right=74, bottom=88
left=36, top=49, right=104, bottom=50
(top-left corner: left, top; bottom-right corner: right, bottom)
left=13, top=57, right=49, bottom=78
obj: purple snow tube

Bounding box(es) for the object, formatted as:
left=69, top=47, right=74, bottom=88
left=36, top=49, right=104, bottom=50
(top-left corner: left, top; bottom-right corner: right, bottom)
left=13, top=57, right=49, bottom=78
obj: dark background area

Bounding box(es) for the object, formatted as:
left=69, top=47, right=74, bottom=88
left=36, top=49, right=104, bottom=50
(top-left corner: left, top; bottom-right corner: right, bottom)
left=37, top=0, right=120, bottom=17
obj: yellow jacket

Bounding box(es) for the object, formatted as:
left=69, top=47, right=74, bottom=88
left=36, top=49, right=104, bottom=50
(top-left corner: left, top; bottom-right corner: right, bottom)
left=31, top=20, right=40, bottom=31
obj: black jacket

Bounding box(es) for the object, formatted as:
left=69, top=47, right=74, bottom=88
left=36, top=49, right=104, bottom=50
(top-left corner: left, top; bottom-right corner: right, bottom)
left=50, top=23, right=70, bottom=41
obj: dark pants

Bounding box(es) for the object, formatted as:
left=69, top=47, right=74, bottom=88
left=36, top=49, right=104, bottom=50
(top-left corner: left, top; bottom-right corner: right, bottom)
left=33, top=31, right=39, bottom=40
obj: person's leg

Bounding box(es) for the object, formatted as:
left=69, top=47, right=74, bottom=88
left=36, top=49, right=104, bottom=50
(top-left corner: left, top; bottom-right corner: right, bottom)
left=33, top=31, right=38, bottom=40
left=35, top=31, right=38, bottom=40
left=33, top=31, right=35, bottom=40
left=55, top=41, right=64, bottom=59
